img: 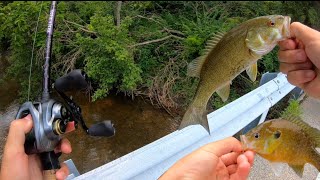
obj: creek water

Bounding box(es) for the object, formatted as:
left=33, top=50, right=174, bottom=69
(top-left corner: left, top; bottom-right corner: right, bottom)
left=0, top=55, right=179, bottom=174
left=59, top=91, right=179, bottom=173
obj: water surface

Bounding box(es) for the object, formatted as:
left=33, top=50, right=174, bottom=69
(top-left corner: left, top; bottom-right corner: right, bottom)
left=0, top=52, right=179, bottom=173
left=59, top=91, right=179, bottom=173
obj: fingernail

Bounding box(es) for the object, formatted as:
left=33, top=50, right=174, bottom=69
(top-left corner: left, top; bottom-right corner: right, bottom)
left=24, top=114, right=32, bottom=121
left=306, top=71, right=315, bottom=78
left=285, top=40, right=290, bottom=47
left=297, top=51, right=305, bottom=61
left=57, top=172, right=67, bottom=180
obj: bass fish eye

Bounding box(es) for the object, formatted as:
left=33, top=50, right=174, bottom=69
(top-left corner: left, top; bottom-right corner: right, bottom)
left=254, top=132, right=260, bottom=139
left=268, top=20, right=275, bottom=27
left=274, top=131, right=281, bottom=139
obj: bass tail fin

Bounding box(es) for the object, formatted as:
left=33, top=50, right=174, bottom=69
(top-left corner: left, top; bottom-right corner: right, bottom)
left=179, top=105, right=210, bottom=134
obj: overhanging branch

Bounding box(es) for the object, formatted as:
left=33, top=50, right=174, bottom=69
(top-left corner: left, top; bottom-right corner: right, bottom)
left=129, top=35, right=184, bottom=48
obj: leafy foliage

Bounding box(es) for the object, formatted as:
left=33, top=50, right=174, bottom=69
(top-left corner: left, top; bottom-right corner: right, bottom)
left=80, top=14, right=142, bottom=100
left=281, top=99, right=302, bottom=119
left=0, top=2, right=49, bottom=100
left=0, top=1, right=319, bottom=111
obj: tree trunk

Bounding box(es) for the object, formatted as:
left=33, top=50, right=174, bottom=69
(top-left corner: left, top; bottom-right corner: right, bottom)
left=115, top=1, right=122, bottom=27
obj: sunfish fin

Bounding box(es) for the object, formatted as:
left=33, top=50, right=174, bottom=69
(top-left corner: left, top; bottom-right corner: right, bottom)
left=269, top=162, right=286, bottom=177
left=284, top=115, right=320, bottom=147
left=179, top=105, right=210, bottom=134
left=246, top=62, right=258, bottom=82
left=187, top=56, right=206, bottom=77
left=289, top=164, right=304, bottom=178
left=309, top=148, right=320, bottom=172
left=216, top=83, right=230, bottom=102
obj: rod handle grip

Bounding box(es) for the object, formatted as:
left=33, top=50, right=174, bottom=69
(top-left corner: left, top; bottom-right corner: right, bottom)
left=43, top=170, right=57, bottom=180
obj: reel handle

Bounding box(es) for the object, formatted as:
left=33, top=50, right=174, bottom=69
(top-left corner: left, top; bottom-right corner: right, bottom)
left=54, top=69, right=89, bottom=92
left=88, top=120, right=115, bottom=137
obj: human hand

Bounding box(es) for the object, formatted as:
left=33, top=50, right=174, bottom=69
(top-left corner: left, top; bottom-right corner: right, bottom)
left=278, top=22, right=320, bottom=98
left=0, top=114, right=75, bottom=180
left=159, top=137, right=255, bottom=180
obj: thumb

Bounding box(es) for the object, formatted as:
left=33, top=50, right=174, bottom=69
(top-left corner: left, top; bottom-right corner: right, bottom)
left=290, top=22, right=320, bottom=43
left=201, top=137, right=242, bottom=157
left=4, top=114, right=33, bottom=154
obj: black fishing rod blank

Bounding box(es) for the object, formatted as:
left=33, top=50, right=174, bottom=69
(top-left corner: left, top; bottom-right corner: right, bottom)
left=42, top=1, right=56, bottom=102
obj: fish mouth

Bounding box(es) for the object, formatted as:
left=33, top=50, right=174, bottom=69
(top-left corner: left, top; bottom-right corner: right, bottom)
left=282, top=16, right=291, bottom=38
left=240, top=135, right=249, bottom=150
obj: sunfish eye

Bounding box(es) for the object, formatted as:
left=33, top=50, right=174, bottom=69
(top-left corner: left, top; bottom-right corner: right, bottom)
left=267, top=20, right=275, bottom=27
left=254, top=132, right=260, bottom=139
left=274, top=130, right=281, bottom=139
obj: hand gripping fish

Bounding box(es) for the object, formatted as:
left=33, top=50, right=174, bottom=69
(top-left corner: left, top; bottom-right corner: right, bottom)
left=179, top=15, right=291, bottom=133
left=241, top=115, right=320, bottom=178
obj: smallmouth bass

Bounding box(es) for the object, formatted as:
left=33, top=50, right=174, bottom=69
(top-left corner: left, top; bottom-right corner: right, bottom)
left=179, top=15, right=291, bottom=133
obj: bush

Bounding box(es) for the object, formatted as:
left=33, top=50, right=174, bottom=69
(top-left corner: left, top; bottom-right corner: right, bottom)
left=80, top=14, right=142, bottom=100
left=281, top=99, right=302, bottom=119
left=1, top=1, right=319, bottom=110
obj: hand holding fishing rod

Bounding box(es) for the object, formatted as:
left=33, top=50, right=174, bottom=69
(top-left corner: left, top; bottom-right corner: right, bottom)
left=12, top=1, right=115, bottom=179
left=0, top=115, right=73, bottom=180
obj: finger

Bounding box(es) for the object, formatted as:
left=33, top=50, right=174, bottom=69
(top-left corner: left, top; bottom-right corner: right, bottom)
left=65, top=121, right=75, bottom=133
left=233, top=154, right=251, bottom=179
left=278, top=39, right=297, bottom=50
left=295, top=39, right=305, bottom=49
left=278, top=49, right=308, bottom=63
left=244, top=151, right=255, bottom=166
left=290, top=22, right=320, bottom=43
left=287, top=70, right=316, bottom=86
left=201, top=137, right=242, bottom=157
left=54, top=138, right=72, bottom=154
left=279, top=61, right=313, bottom=74
left=5, top=114, right=33, bottom=154
left=226, top=164, right=237, bottom=174
left=55, top=163, right=69, bottom=180
left=220, top=152, right=240, bottom=166
left=302, top=78, right=320, bottom=98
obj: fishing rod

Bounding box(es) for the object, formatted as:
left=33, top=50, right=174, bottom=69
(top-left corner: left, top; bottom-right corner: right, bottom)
left=15, top=1, right=115, bottom=179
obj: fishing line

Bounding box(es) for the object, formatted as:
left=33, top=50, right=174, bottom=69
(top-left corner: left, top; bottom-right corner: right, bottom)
left=28, top=1, right=44, bottom=101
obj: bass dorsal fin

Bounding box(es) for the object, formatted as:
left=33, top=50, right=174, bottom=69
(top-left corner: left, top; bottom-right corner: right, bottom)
left=283, top=114, right=320, bottom=147
left=201, top=31, right=226, bottom=57
left=187, top=56, right=206, bottom=77
left=187, top=31, right=226, bottom=77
